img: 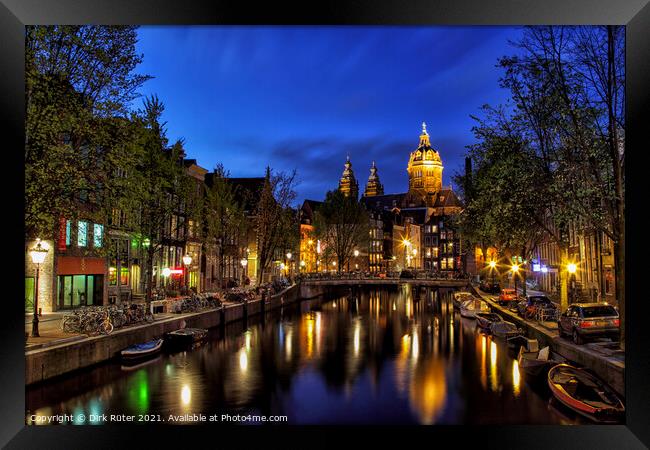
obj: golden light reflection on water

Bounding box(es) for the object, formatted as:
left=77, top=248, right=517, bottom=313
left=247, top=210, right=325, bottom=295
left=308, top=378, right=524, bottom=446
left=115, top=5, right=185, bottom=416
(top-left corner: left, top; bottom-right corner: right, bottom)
left=409, top=358, right=447, bottom=424
left=285, top=328, right=293, bottom=362
left=354, top=320, right=361, bottom=356
left=490, top=340, right=498, bottom=392
left=395, top=334, right=410, bottom=395
left=305, top=314, right=314, bottom=359
left=411, top=329, right=419, bottom=361
left=480, top=334, right=487, bottom=390
left=239, top=348, right=248, bottom=372
left=181, top=385, right=191, bottom=406
left=512, top=360, right=521, bottom=397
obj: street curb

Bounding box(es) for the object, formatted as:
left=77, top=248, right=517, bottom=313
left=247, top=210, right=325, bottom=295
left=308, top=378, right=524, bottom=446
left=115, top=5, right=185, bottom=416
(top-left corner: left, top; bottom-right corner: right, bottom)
left=25, top=335, right=86, bottom=351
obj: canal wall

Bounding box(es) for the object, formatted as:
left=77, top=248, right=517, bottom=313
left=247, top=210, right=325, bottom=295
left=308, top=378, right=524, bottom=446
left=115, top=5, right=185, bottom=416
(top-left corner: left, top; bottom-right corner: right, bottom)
left=26, top=284, right=301, bottom=386
left=469, top=285, right=625, bottom=397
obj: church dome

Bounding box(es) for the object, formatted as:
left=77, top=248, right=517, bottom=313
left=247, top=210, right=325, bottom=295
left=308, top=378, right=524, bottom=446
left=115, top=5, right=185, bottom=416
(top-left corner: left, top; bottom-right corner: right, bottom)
left=407, top=122, right=444, bottom=201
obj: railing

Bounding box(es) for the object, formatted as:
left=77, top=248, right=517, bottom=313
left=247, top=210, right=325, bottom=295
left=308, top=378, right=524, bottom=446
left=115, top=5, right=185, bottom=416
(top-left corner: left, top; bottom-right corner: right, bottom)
left=296, top=271, right=471, bottom=282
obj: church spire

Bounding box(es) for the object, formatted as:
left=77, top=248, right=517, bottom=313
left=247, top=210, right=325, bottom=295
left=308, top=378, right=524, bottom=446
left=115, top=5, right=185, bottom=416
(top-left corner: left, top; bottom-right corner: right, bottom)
left=363, top=161, right=384, bottom=197
left=339, top=155, right=359, bottom=199
left=419, top=121, right=431, bottom=147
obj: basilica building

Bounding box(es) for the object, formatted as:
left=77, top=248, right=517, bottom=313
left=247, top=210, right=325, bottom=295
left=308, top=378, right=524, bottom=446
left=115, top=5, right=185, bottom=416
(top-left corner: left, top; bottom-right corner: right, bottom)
left=336, top=122, right=466, bottom=273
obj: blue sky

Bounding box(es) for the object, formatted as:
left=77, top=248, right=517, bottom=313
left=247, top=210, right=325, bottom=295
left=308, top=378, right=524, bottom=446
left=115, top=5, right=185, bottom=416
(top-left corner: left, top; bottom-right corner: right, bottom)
left=134, top=26, right=523, bottom=203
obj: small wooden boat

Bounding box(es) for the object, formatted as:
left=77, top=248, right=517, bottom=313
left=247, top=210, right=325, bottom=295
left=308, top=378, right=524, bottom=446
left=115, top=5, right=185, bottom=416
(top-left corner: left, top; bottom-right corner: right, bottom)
left=489, top=320, right=523, bottom=341
left=518, top=345, right=564, bottom=379
left=547, top=363, right=624, bottom=423
left=460, top=298, right=490, bottom=318
left=453, top=292, right=474, bottom=309
left=475, top=312, right=503, bottom=330
left=121, top=338, right=164, bottom=360
left=166, top=328, right=208, bottom=348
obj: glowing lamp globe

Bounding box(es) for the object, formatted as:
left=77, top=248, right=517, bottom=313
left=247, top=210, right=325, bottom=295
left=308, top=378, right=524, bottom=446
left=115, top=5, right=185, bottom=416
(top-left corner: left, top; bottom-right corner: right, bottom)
left=30, top=240, right=49, bottom=264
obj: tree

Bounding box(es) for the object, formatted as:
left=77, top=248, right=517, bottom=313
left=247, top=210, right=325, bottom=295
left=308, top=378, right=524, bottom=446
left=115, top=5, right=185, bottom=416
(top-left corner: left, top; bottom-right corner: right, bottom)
left=129, top=96, right=194, bottom=304
left=500, top=26, right=625, bottom=343
left=203, top=164, right=247, bottom=287
left=313, top=190, right=369, bottom=273
left=254, top=167, right=298, bottom=284
left=25, top=26, right=151, bottom=241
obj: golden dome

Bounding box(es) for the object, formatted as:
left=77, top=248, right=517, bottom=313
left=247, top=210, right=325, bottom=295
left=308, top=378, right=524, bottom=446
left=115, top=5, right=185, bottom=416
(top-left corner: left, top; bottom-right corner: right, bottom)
left=407, top=122, right=443, bottom=200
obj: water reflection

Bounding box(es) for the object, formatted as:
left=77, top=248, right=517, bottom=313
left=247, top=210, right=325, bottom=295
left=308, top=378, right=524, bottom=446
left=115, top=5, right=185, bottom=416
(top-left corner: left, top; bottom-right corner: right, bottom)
left=26, top=286, right=580, bottom=425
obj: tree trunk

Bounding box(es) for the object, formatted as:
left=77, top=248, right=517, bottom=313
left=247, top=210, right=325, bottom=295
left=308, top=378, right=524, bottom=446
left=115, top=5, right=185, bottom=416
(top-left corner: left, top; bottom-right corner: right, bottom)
left=145, top=246, right=154, bottom=306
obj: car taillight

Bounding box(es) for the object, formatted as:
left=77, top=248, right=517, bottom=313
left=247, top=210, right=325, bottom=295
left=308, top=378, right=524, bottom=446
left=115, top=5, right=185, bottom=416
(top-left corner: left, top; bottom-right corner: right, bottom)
left=580, top=320, right=596, bottom=328
left=612, top=319, right=620, bottom=327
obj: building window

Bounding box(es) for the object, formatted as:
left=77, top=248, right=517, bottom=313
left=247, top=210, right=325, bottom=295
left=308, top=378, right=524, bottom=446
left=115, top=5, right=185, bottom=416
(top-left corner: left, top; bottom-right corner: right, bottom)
left=93, top=224, right=104, bottom=248
left=66, top=220, right=71, bottom=246
left=77, top=221, right=88, bottom=247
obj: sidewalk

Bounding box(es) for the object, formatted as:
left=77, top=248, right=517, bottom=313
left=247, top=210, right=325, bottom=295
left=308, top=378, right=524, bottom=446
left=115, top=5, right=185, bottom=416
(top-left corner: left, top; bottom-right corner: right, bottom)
left=24, top=311, right=179, bottom=350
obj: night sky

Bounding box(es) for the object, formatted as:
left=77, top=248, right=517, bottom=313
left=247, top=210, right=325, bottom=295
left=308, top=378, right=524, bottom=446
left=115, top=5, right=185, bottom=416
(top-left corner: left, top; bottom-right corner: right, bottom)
left=134, top=26, right=524, bottom=204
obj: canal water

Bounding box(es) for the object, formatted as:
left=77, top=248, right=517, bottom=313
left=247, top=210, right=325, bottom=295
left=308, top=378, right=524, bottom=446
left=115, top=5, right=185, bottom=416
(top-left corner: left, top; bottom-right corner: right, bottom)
left=26, top=286, right=586, bottom=425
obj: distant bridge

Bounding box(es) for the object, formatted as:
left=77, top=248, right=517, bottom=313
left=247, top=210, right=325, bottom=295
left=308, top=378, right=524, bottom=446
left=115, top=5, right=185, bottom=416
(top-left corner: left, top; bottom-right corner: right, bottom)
left=298, top=277, right=470, bottom=288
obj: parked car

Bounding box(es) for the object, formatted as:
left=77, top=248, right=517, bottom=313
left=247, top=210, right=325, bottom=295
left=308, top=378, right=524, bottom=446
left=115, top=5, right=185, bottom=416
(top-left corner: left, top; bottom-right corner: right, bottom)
left=400, top=270, right=415, bottom=279
left=558, top=303, right=620, bottom=345
left=479, top=280, right=501, bottom=294
left=517, top=294, right=557, bottom=319
left=498, top=288, right=518, bottom=306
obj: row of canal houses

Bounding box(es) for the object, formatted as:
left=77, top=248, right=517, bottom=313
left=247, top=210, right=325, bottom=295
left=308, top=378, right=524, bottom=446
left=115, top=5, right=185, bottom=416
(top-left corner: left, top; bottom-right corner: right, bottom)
left=25, top=152, right=275, bottom=313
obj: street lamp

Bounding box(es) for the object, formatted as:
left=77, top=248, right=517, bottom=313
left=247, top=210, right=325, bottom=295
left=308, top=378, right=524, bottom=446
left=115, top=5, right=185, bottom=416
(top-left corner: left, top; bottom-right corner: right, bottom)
left=29, top=240, right=49, bottom=338
left=489, top=260, right=497, bottom=283
left=567, top=263, right=577, bottom=304
left=182, top=254, right=192, bottom=290
left=286, top=252, right=292, bottom=278
left=412, top=248, right=417, bottom=270
left=511, top=263, right=520, bottom=298
left=352, top=249, right=360, bottom=273
left=240, top=258, right=248, bottom=285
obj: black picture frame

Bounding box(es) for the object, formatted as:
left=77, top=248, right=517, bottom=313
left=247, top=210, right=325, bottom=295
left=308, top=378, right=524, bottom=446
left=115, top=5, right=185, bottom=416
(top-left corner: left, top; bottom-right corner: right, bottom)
left=2, top=0, right=648, bottom=448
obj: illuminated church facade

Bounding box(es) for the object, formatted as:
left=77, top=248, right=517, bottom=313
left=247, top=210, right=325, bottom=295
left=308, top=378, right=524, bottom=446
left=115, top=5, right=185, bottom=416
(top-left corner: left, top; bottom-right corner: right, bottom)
left=334, top=122, right=466, bottom=273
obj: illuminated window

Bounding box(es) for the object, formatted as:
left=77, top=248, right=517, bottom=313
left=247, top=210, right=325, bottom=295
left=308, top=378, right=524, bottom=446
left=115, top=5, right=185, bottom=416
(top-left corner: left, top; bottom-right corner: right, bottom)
left=66, top=220, right=71, bottom=246
left=93, top=224, right=103, bottom=248
left=77, top=221, right=88, bottom=247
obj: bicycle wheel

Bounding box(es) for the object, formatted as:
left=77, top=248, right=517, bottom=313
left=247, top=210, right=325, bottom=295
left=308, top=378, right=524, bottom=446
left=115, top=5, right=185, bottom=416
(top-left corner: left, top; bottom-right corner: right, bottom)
left=103, top=320, right=114, bottom=334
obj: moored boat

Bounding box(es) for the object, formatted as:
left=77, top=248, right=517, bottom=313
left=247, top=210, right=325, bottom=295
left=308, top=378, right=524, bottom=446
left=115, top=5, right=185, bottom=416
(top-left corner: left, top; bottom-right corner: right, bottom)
left=460, top=298, right=490, bottom=319
left=121, top=338, right=164, bottom=360
left=475, top=312, right=503, bottom=330
left=547, top=363, right=624, bottom=423
left=166, top=328, right=208, bottom=348
left=453, top=291, right=474, bottom=309
left=489, top=320, right=523, bottom=341
left=518, top=345, right=564, bottom=379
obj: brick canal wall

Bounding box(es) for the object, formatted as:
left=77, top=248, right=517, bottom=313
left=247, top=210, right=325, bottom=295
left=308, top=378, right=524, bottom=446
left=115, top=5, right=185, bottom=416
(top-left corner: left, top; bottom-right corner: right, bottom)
left=468, top=285, right=625, bottom=397
left=26, top=284, right=307, bottom=386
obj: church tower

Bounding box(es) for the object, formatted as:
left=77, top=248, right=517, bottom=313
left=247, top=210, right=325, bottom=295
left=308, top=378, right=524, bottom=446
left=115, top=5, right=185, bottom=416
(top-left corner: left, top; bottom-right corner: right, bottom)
left=363, top=161, right=384, bottom=197
left=339, top=155, right=359, bottom=199
left=406, top=122, right=443, bottom=202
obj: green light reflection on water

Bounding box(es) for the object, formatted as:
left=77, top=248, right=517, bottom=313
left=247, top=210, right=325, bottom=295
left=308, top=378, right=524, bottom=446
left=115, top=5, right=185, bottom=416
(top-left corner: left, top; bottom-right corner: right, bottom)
left=127, top=369, right=150, bottom=415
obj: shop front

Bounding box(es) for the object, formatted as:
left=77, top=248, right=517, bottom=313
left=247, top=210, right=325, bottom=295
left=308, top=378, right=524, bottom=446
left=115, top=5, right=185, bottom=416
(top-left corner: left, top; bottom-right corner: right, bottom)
left=56, top=256, right=106, bottom=309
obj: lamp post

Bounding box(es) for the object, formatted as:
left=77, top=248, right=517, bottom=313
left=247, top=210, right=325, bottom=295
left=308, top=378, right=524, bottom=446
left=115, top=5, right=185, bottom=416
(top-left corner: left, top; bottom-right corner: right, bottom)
left=240, top=258, right=248, bottom=286
left=286, top=252, right=292, bottom=279
left=567, top=263, right=577, bottom=304
left=29, top=240, right=49, bottom=338
left=511, top=263, right=520, bottom=298
left=412, top=248, right=417, bottom=270
left=403, top=239, right=411, bottom=269
left=353, top=249, right=359, bottom=272
left=182, top=254, right=192, bottom=291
